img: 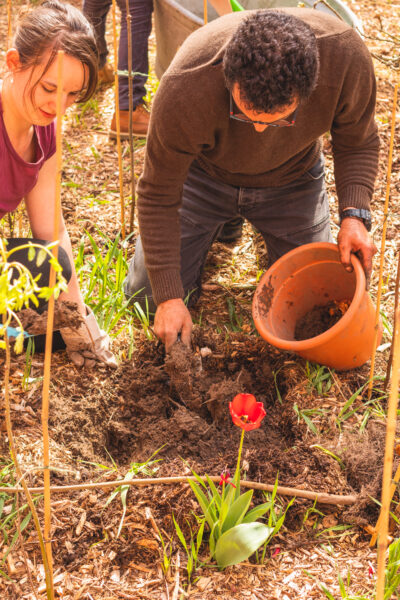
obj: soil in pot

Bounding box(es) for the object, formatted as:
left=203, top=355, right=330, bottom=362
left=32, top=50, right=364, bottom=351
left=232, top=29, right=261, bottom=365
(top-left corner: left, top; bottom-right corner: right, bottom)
left=295, top=299, right=351, bottom=340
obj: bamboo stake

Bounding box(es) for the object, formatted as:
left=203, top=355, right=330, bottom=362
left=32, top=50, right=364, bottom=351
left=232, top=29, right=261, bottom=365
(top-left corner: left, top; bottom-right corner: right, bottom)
left=370, top=458, right=400, bottom=547
left=203, top=0, right=208, bottom=24
left=367, top=83, right=399, bottom=401
left=126, top=0, right=136, bottom=234
left=112, top=0, right=126, bottom=239
left=3, top=325, right=53, bottom=600
left=0, top=476, right=358, bottom=506
left=40, top=50, right=65, bottom=592
left=7, top=0, right=12, bottom=49
left=384, top=249, right=400, bottom=389
left=376, top=303, right=400, bottom=600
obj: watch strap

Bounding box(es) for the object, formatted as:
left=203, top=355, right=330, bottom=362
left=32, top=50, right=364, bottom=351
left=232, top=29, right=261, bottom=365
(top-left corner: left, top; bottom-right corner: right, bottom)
left=340, top=208, right=372, bottom=231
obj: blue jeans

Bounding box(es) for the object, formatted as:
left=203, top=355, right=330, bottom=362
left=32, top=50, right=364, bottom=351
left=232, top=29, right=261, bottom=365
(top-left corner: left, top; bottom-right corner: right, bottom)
left=125, top=155, right=333, bottom=312
left=83, top=0, right=153, bottom=109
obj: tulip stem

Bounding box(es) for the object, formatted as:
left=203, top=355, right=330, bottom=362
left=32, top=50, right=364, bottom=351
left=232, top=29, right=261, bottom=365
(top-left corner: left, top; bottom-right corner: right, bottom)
left=234, top=428, right=246, bottom=493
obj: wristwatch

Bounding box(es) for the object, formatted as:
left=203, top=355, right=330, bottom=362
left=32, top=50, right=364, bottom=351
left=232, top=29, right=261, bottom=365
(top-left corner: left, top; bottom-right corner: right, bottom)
left=339, top=208, right=372, bottom=232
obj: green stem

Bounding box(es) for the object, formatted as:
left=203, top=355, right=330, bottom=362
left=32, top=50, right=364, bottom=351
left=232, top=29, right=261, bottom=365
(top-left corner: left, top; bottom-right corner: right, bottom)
left=234, top=428, right=245, bottom=492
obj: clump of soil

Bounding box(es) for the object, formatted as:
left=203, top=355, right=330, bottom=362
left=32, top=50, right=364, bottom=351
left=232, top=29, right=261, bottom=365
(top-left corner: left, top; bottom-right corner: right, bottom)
left=295, top=299, right=351, bottom=340
left=164, top=340, right=204, bottom=413
left=17, top=300, right=84, bottom=334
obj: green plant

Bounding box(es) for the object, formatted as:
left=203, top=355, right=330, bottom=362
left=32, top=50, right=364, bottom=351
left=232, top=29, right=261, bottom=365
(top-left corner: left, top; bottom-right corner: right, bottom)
left=335, top=377, right=388, bottom=432
left=157, top=527, right=174, bottom=578
left=304, top=361, right=334, bottom=395
left=384, top=536, right=400, bottom=598
left=173, top=516, right=205, bottom=583
left=256, top=480, right=294, bottom=563
left=75, top=229, right=153, bottom=345
left=272, top=367, right=283, bottom=405
left=301, top=499, right=325, bottom=531
left=188, top=394, right=289, bottom=569
left=0, top=238, right=66, bottom=352
left=226, top=296, right=243, bottom=331
left=0, top=460, right=42, bottom=580
left=132, top=299, right=154, bottom=340
left=315, top=538, right=400, bottom=599
left=103, top=448, right=163, bottom=538
left=293, top=404, right=327, bottom=435
left=319, top=569, right=370, bottom=600
left=311, top=445, right=345, bottom=470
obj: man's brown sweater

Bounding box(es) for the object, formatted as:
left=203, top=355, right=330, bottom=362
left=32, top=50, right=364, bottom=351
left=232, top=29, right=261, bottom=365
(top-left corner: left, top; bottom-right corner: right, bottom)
left=138, top=8, right=379, bottom=306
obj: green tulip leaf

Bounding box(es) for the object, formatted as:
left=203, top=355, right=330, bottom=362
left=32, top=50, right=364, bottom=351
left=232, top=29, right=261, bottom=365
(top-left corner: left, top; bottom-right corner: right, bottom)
left=221, top=489, right=253, bottom=533
left=242, top=501, right=273, bottom=524
left=215, top=522, right=273, bottom=569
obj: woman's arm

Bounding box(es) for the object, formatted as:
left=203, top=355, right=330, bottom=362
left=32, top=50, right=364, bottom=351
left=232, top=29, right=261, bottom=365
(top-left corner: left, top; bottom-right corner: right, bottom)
left=24, top=153, right=86, bottom=317
left=209, top=0, right=232, bottom=16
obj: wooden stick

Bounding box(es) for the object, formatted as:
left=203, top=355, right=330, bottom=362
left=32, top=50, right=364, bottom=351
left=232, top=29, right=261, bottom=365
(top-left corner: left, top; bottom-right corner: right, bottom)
left=41, top=50, right=65, bottom=593
left=0, top=476, right=357, bottom=506
left=3, top=326, right=53, bottom=600
left=203, top=0, right=208, bottom=24
left=376, top=303, right=400, bottom=600
left=112, top=0, right=126, bottom=239
left=126, top=0, right=136, bottom=234
left=370, top=459, right=400, bottom=547
left=7, top=0, right=12, bottom=49
left=384, top=248, right=400, bottom=389
left=367, top=83, right=399, bottom=401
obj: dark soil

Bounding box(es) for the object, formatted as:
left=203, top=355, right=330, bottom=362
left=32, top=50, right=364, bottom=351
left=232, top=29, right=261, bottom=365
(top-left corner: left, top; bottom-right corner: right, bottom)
left=46, top=325, right=391, bottom=531
left=17, top=300, right=84, bottom=334
left=295, top=300, right=351, bottom=340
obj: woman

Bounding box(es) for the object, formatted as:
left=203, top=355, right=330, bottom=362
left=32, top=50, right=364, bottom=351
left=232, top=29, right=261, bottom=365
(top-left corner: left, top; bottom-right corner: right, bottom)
left=1, top=0, right=116, bottom=367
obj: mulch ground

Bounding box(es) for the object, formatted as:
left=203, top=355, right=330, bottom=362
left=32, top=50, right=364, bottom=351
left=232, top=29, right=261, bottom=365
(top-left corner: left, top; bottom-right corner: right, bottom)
left=1, top=0, right=400, bottom=598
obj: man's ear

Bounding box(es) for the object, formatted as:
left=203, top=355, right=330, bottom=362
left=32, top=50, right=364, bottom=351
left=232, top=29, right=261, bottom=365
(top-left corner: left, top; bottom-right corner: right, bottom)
left=6, top=48, right=22, bottom=72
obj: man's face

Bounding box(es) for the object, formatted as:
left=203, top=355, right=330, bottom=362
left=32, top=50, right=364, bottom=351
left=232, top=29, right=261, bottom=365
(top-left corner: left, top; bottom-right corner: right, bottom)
left=231, top=83, right=298, bottom=133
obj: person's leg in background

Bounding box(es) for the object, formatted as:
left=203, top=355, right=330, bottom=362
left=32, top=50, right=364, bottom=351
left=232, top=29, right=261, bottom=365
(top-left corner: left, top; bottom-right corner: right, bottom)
left=82, top=0, right=114, bottom=84
left=5, top=238, right=73, bottom=350
left=110, top=0, right=154, bottom=137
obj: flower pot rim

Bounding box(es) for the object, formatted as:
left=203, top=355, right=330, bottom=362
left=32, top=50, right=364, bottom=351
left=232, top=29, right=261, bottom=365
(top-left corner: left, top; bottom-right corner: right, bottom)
left=253, top=242, right=366, bottom=351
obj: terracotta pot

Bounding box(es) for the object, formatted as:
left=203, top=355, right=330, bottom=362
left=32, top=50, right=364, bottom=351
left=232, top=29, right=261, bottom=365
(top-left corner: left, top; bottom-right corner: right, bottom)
left=252, top=242, right=382, bottom=370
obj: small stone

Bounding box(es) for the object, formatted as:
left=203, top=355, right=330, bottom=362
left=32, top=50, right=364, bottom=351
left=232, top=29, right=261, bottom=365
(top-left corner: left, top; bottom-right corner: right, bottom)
left=200, top=347, right=212, bottom=358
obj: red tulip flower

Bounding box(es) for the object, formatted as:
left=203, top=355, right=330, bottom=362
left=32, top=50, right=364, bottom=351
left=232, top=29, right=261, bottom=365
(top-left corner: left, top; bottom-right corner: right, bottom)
left=229, top=393, right=266, bottom=431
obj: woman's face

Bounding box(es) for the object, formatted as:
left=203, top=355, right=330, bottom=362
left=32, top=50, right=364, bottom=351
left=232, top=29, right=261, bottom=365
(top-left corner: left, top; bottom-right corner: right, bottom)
left=6, top=48, right=87, bottom=126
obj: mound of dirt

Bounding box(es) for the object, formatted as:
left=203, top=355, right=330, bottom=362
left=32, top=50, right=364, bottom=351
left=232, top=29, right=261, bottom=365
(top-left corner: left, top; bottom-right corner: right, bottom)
left=18, top=300, right=84, bottom=334
left=49, top=328, right=352, bottom=500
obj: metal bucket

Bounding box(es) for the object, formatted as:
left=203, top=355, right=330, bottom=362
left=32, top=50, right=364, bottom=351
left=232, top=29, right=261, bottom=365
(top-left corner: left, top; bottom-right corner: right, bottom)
left=154, top=0, right=363, bottom=78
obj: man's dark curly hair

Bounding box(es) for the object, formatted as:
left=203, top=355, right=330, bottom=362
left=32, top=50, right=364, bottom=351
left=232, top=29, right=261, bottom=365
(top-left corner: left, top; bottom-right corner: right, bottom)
left=223, top=10, right=319, bottom=113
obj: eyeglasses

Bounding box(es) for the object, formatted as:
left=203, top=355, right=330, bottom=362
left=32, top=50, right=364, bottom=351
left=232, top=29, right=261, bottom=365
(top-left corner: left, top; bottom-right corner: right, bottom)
left=229, top=94, right=297, bottom=127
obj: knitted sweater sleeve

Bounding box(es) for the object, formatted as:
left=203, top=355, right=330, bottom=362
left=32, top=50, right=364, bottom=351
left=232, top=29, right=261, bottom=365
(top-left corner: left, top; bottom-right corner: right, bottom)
left=137, top=74, right=210, bottom=306
left=330, top=29, right=380, bottom=213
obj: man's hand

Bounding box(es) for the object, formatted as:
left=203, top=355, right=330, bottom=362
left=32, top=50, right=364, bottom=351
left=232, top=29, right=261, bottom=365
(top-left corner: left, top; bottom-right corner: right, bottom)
left=337, top=217, right=377, bottom=287
left=154, top=298, right=193, bottom=352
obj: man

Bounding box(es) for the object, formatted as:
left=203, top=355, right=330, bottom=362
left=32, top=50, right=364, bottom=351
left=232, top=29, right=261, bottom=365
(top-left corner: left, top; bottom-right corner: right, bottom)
left=124, top=9, right=379, bottom=350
